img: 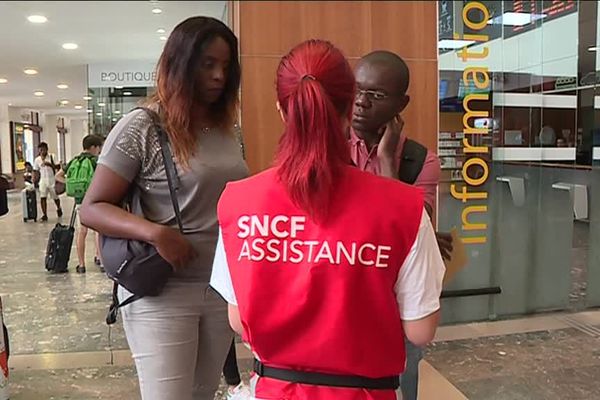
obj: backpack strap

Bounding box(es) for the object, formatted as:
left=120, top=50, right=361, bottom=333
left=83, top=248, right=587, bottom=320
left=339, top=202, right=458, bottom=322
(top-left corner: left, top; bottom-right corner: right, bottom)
left=398, top=139, right=428, bottom=185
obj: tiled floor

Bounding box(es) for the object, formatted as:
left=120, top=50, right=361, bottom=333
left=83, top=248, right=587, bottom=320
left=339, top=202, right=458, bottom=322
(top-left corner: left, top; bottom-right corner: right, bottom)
left=3, top=191, right=600, bottom=399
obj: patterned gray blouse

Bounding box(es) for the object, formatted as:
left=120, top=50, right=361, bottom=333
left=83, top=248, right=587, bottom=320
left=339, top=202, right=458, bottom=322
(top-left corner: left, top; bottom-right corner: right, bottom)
left=98, top=109, right=249, bottom=282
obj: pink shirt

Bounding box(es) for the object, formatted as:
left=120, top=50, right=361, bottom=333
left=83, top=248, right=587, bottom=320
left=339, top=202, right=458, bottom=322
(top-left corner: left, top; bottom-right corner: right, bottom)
left=349, top=130, right=441, bottom=209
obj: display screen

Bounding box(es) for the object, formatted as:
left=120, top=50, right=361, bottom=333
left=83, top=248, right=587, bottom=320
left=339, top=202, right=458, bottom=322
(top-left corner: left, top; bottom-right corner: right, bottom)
left=503, top=0, right=578, bottom=38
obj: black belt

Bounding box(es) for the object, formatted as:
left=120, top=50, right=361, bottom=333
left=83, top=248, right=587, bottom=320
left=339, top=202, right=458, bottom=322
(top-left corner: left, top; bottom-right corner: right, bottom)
left=253, top=359, right=399, bottom=390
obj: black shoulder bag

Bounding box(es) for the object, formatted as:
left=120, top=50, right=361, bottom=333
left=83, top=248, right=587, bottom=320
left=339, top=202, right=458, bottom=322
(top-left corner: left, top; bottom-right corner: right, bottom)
left=102, top=107, right=184, bottom=325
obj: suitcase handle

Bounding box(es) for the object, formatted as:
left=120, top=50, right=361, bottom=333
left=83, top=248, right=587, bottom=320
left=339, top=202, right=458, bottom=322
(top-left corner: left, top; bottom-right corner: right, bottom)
left=69, top=205, right=78, bottom=228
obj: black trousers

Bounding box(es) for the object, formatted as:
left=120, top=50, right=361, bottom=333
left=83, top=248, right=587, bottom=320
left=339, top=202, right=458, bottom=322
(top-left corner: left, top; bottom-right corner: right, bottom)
left=223, top=338, right=241, bottom=386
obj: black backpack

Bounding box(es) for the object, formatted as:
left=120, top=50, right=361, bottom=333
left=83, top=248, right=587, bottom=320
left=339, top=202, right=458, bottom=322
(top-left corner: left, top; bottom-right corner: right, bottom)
left=398, top=138, right=428, bottom=185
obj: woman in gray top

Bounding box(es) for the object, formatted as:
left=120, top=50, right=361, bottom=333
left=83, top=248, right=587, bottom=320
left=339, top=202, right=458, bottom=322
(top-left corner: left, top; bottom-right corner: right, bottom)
left=80, top=16, right=248, bottom=400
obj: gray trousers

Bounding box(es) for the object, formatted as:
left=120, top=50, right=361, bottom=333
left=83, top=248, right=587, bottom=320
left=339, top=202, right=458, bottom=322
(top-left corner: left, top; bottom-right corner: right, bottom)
left=119, top=281, right=233, bottom=400
left=397, top=338, right=423, bottom=400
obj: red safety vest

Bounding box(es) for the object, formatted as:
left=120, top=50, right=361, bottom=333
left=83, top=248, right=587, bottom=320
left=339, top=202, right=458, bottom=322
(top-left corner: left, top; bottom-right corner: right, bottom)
left=218, top=166, right=423, bottom=400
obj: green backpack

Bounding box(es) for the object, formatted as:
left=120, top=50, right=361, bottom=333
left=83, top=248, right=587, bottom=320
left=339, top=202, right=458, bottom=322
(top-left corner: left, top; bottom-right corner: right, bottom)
left=66, top=155, right=96, bottom=201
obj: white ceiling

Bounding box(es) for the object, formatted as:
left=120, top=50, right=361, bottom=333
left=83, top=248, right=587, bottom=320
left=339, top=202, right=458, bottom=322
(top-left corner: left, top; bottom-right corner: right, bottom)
left=0, top=1, right=227, bottom=114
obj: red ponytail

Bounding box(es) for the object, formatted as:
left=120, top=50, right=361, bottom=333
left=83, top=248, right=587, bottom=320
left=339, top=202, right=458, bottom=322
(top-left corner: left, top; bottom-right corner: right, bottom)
left=275, top=40, right=355, bottom=222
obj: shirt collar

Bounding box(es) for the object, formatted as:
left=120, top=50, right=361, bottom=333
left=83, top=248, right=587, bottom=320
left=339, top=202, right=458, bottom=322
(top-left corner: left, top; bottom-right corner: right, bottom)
left=348, top=128, right=362, bottom=146
left=349, top=128, right=407, bottom=150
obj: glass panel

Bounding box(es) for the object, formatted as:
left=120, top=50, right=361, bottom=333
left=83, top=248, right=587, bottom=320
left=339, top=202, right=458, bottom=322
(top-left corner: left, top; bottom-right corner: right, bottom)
left=438, top=0, right=583, bottom=323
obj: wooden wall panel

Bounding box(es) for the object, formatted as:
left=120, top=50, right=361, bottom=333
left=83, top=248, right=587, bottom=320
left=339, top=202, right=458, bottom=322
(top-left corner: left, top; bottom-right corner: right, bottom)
left=234, top=1, right=438, bottom=173
left=403, top=59, right=439, bottom=152
left=239, top=1, right=372, bottom=57
left=370, top=1, right=438, bottom=61
left=240, top=56, right=282, bottom=172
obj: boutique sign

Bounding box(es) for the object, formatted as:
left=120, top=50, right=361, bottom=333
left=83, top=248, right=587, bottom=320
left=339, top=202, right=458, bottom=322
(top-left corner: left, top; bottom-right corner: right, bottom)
left=88, top=62, right=157, bottom=88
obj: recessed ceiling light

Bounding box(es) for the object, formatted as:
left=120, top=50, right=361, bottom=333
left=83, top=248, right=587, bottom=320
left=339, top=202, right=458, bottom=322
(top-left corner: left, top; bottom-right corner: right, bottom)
left=114, top=110, right=121, bottom=115
left=112, top=117, right=118, bottom=122
left=96, top=112, right=103, bottom=116
left=27, top=15, right=48, bottom=24
left=60, top=99, right=69, bottom=105
left=123, top=91, right=132, bottom=96
left=62, top=43, right=78, bottom=50
left=24, top=68, right=38, bottom=75
left=98, top=102, right=106, bottom=107
left=74, top=105, right=83, bottom=110
left=115, top=86, right=123, bottom=89
left=83, top=95, right=92, bottom=100
left=487, top=12, right=546, bottom=27
left=157, top=28, right=166, bottom=34
left=437, top=39, right=476, bottom=50
left=0, top=78, right=7, bottom=84
left=57, top=83, right=69, bottom=89
left=87, top=109, right=93, bottom=113
left=34, top=91, right=45, bottom=97
left=160, top=36, right=167, bottom=41
left=152, top=8, right=162, bottom=14
left=8, top=103, right=12, bottom=106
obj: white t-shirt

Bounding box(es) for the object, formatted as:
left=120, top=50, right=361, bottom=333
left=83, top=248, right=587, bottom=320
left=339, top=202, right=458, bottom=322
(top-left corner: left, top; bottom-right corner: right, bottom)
left=210, top=208, right=445, bottom=321
left=33, top=154, right=56, bottom=184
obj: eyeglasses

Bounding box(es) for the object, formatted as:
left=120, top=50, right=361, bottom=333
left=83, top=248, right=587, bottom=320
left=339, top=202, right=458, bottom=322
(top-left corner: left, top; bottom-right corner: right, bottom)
left=355, top=88, right=389, bottom=101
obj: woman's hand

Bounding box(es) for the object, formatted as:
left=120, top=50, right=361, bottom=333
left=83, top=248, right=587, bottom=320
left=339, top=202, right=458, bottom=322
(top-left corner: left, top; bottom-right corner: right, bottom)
left=151, top=225, right=197, bottom=271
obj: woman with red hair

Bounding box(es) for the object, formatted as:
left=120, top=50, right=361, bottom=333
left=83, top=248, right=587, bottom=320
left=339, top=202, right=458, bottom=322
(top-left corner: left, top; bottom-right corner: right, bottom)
left=81, top=16, right=249, bottom=400
left=211, top=39, right=445, bottom=400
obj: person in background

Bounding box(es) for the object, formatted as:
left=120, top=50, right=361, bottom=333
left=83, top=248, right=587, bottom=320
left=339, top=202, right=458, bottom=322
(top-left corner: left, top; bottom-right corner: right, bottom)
left=57, top=135, right=104, bottom=274
left=33, top=142, right=62, bottom=222
left=80, top=16, right=248, bottom=400
left=223, top=339, right=250, bottom=399
left=556, top=137, right=567, bottom=148
left=211, top=39, right=445, bottom=400
left=23, top=162, right=33, bottom=185
left=350, top=50, right=450, bottom=400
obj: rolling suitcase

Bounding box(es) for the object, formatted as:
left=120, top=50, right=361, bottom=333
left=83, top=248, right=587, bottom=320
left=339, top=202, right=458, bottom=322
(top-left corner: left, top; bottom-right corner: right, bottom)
left=21, top=188, right=37, bottom=222
left=45, top=206, right=77, bottom=273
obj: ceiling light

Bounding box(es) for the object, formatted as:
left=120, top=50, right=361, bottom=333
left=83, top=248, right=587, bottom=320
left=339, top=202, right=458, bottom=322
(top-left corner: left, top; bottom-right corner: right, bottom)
left=98, top=102, right=106, bottom=107
left=24, top=68, right=38, bottom=75
left=115, top=86, right=123, bottom=89
left=74, top=105, right=83, bottom=110
left=123, top=91, right=132, bottom=96
left=83, top=95, right=92, bottom=100
left=34, top=91, right=45, bottom=97
left=487, top=12, right=546, bottom=27
left=57, top=83, right=69, bottom=89
left=114, top=110, right=121, bottom=115
left=96, top=112, right=102, bottom=117
left=87, top=109, right=93, bottom=113
left=157, top=28, right=166, bottom=34
left=0, top=78, right=7, bottom=84
left=112, top=118, right=118, bottom=122
left=27, top=15, right=48, bottom=24
left=160, top=36, right=167, bottom=41
left=152, top=8, right=163, bottom=14
left=438, top=39, right=476, bottom=49
left=60, top=100, right=69, bottom=105
left=62, top=43, right=78, bottom=50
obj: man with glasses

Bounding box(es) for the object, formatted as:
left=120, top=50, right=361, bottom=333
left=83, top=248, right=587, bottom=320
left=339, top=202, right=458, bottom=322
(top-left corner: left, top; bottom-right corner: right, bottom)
left=349, top=50, right=451, bottom=400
